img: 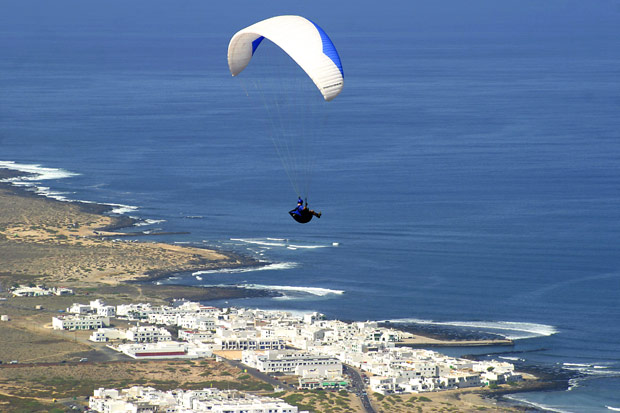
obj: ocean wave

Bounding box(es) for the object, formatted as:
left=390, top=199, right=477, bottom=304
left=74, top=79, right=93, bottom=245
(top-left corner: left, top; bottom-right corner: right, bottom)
left=567, top=377, right=581, bottom=391
left=606, top=406, right=620, bottom=411
left=563, top=363, right=592, bottom=367
left=0, top=161, right=81, bottom=201
left=107, top=203, right=139, bottom=214
left=133, top=219, right=166, bottom=227
left=562, top=362, right=620, bottom=378
left=504, top=394, right=571, bottom=413
left=499, top=356, right=522, bottom=362
left=230, top=237, right=333, bottom=250
left=385, top=318, right=557, bottom=340
left=0, top=160, right=80, bottom=182
left=0, top=161, right=143, bottom=216
left=192, top=261, right=298, bottom=276
left=240, top=284, right=344, bottom=297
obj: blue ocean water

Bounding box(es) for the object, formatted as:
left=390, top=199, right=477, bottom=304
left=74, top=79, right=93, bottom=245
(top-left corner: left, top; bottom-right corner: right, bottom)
left=2, top=2, right=620, bottom=411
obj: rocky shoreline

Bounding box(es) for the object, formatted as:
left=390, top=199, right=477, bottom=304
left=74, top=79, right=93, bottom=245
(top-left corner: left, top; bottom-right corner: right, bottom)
left=0, top=167, right=266, bottom=296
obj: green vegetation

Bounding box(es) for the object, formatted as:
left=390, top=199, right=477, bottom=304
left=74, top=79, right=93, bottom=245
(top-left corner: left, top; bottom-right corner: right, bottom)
left=0, top=394, right=60, bottom=413
left=149, top=379, right=180, bottom=390
left=284, top=393, right=306, bottom=404
left=265, top=391, right=287, bottom=398
left=279, top=390, right=354, bottom=413
left=283, top=393, right=316, bottom=412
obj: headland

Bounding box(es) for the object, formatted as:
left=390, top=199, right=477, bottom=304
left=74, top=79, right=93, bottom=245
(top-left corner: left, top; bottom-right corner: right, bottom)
left=0, top=168, right=266, bottom=298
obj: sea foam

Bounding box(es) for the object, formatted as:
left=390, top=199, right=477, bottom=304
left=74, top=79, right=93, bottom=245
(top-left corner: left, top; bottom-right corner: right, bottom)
left=133, top=219, right=166, bottom=227
left=504, top=394, right=572, bottom=413
left=0, top=160, right=141, bottom=215
left=563, top=362, right=620, bottom=378
left=385, top=318, right=557, bottom=340
left=0, top=160, right=80, bottom=201
left=192, top=261, right=298, bottom=276
left=240, top=284, right=344, bottom=297
left=230, top=237, right=333, bottom=250
left=0, top=160, right=80, bottom=182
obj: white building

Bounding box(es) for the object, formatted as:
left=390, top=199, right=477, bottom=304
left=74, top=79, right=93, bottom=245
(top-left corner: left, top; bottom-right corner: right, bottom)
left=116, top=303, right=153, bottom=320
left=178, top=315, right=217, bottom=330
left=115, top=341, right=212, bottom=359
left=52, top=315, right=110, bottom=330
left=178, top=330, right=214, bottom=342
left=126, top=325, right=172, bottom=342
left=89, top=386, right=298, bottom=413
left=242, top=350, right=342, bottom=375
left=11, top=286, right=51, bottom=297
left=52, top=287, right=74, bottom=296
left=90, top=299, right=116, bottom=317
left=67, top=303, right=92, bottom=314
left=214, top=335, right=285, bottom=351
left=439, top=371, right=482, bottom=389
left=89, top=328, right=126, bottom=342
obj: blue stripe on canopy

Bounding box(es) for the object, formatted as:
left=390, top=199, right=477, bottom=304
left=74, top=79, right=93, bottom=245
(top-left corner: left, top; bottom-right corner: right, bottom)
left=309, top=20, right=343, bottom=77
left=252, top=36, right=265, bottom=55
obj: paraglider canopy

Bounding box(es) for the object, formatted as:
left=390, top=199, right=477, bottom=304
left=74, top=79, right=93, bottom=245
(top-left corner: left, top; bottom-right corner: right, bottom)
left=228, top=16, right=343, bottom=222
left=227, top=15, right=344, bottom=101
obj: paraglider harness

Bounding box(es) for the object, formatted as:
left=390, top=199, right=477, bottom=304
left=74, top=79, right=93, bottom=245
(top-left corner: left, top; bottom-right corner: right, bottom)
left=289, top=198, right=313, bottom=224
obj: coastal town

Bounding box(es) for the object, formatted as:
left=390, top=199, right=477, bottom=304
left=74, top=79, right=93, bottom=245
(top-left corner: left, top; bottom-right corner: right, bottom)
left=49, top=297, right=522, bottom=395
left=5, top=290, right=523, bottom=412
left=0, top=173, right=543, bottom=412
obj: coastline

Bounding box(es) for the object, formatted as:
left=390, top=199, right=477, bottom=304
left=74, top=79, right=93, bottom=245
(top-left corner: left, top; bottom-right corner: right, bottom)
left=0, top=166, right=565, bottom=412
left=0, top=167, right=266, bottom=296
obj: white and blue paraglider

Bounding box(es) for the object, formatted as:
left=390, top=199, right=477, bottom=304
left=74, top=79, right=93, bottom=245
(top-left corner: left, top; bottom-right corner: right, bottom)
left=228, top=15, right=344, bottom=223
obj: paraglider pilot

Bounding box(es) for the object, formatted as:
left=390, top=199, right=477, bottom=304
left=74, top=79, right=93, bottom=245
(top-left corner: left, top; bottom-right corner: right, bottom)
left=289, top=197, right=321, bottom=223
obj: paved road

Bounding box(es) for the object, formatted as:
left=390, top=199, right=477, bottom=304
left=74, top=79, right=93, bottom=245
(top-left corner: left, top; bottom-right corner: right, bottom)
left=343, top=364, right=376, bottom=413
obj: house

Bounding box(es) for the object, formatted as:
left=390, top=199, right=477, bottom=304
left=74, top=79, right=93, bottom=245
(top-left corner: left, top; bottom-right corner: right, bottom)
left=52, top=315, right=110, bottom=330
left=125, top=325, right=172, bottom=342
left=242, top=350, right=342, bottom=375
left=89, top=328, right=126, bottom=342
